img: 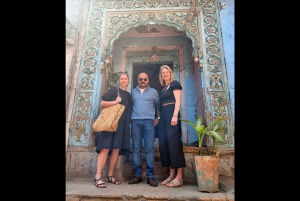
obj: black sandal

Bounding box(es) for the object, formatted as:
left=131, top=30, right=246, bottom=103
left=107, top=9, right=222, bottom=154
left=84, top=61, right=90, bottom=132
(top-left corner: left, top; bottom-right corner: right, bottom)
left=94, top=178, right=106, bottom=188
left=107, top=176, right=121, bottom=185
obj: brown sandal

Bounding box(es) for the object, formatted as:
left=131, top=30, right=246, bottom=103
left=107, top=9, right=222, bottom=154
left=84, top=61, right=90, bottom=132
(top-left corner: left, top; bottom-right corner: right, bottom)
left=107, top=176, right=121, bottom=185
left=165, top=179, right=184, bottom=188
left=94, top=178, right=106, bottom=188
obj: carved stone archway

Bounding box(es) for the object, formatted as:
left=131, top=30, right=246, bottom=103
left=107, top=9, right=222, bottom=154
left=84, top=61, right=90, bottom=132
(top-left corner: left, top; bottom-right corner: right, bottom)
left=102, top=11, right=200, bottom=60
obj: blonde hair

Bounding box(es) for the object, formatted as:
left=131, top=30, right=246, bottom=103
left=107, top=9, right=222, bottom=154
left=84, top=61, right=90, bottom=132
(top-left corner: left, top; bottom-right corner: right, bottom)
left=115, top=72, right=130, bottom=87
left=159, top=65, right=174, bottom=86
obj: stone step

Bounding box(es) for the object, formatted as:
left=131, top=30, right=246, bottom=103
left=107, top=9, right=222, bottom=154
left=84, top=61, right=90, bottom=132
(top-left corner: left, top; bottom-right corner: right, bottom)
left=66, top=177, right=235, bottom=201
left=66, top=146, right=234, bottom=186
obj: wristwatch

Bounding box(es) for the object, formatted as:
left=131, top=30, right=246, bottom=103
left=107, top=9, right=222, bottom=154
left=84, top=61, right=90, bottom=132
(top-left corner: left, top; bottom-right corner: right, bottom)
left=157, top=117, right=160, bottom=120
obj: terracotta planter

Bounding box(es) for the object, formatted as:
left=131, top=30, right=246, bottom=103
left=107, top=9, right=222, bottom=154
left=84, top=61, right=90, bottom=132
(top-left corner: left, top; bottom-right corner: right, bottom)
left=193, top=155, right=219, bottom=193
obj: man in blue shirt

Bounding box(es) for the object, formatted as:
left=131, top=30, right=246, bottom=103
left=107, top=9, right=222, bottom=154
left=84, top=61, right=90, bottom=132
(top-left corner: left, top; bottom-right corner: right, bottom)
left=128, top=72, right=160, bottom=187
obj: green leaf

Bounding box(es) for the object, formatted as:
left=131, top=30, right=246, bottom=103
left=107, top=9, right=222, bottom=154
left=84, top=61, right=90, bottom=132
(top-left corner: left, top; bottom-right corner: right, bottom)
left=195, top=116, right=203, bottom=127
left=207, top=117, right=222, bottom=129
left=195, top=125, right=205, bottom=134
left=211, top=120, right=221, bottom=131
left=180, top=119, right=195, bottom=128
left=207, top=131, right=224, bottom=143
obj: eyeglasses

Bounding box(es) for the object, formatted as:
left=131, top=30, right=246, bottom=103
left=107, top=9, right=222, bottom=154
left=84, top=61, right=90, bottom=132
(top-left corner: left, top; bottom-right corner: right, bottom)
left=138, top=78, right=148, bottom=81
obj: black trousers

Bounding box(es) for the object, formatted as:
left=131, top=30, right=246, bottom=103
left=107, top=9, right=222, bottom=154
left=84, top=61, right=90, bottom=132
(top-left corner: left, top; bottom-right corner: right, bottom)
left=158, top=104, right=186, bottom=169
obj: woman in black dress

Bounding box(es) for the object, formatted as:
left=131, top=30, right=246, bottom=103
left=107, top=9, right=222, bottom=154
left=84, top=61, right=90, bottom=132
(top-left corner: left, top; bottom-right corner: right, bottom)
left=94, top=72, right=132, bottom=188
left=158, top=65, right=186, bottom=188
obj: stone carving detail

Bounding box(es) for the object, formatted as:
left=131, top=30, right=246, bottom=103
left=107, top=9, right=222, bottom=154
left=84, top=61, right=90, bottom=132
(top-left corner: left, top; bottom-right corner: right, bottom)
left=201, top=1, right=232, bottom=146
left=202, top=2, right=224, bottom=89
left=94, top=0, right=194, bottom=9
left=206, top=92, right=232, bottom=145
left=70, top=92, right=92, bottom=144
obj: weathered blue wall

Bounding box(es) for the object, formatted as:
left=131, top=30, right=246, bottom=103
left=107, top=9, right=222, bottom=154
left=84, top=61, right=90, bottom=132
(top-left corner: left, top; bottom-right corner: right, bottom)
left=219, top=0, right=234, bottom=121
left=182, top=41, right=198, bottom=145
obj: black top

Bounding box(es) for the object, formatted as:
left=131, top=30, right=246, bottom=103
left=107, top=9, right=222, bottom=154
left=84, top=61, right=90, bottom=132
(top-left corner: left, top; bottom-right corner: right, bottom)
left=159, top=80, right=182, bottom=106
left=101, top=86, right=132, bottom=123
left=94, top=86, right=132, bottom=155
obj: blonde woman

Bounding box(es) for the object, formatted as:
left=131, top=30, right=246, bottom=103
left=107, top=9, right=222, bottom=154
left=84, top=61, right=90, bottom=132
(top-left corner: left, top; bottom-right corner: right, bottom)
left=94, top=72, right=132, bottom=188
left=158, top=65, right=186, bottom=188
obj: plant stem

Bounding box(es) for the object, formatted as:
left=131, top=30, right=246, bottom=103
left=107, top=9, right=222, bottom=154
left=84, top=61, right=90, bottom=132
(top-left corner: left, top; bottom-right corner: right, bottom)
left=211, top=140, right=216, bottom=153
left=198, top=134, right=204, bottom=155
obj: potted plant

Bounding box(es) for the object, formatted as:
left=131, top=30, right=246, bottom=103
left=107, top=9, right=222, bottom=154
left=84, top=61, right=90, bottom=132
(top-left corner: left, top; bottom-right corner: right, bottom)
left=180, top=115, right=225, bottom=193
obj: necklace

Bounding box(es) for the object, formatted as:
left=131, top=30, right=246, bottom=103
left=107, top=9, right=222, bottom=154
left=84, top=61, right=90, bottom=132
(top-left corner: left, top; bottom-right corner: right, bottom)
left=162, top=83, right=170, bottom=93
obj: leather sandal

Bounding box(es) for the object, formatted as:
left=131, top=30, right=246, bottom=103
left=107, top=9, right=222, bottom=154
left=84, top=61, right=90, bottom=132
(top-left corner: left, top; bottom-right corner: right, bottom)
left=160, top=177, right=174, bottom=185
left=165, top=179, right=184, bottom=188
left=107, top=176, right=121, bottom=185
left=94, top=178, right=106, bottom=188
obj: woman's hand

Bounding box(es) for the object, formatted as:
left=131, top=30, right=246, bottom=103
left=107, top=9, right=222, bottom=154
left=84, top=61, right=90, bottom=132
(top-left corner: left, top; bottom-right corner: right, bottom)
left=171, top=116, right=178, bottom=126
left=115, top=96, right=122, bottom=103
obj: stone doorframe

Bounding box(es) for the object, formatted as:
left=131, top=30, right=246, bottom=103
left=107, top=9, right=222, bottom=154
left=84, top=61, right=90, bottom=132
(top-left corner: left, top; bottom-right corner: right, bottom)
left=68, top=0, right=234, bottom=148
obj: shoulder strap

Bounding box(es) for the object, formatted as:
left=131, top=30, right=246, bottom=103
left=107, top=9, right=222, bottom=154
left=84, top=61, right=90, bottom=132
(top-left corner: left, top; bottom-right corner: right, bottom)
left=115, top=86, right=120, bottom=96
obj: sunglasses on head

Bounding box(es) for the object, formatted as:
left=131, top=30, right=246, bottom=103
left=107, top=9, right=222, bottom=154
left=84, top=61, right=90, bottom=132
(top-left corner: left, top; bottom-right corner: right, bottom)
left=138, top=78, right=148, bottom=81
left=117, top=71, right=128, bottom=75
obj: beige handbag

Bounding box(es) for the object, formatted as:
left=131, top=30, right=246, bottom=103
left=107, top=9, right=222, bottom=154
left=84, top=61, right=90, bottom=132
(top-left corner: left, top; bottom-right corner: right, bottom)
left=92, top=87, right=125, bottom=132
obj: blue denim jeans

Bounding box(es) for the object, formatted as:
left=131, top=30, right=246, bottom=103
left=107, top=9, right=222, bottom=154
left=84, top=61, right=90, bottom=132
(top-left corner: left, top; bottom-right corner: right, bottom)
left=131, top=119, right=155, bottom=178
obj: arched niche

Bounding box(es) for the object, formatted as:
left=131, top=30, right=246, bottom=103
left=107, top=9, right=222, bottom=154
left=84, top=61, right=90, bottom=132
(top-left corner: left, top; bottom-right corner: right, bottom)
left=102, top=15, right=200, bottom=60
